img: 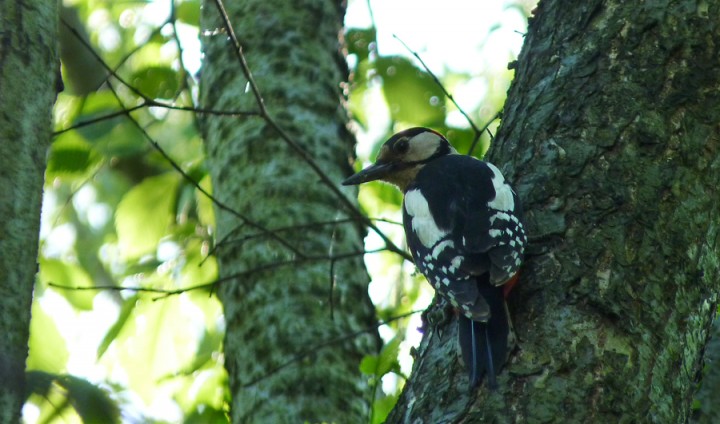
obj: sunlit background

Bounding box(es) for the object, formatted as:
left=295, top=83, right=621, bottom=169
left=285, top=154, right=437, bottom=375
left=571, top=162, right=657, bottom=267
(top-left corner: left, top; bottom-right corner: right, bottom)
left=28, top=0, right=534, bottom=422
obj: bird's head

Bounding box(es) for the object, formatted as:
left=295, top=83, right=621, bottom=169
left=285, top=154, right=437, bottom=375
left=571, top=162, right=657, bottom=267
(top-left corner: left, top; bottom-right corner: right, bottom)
left=342, top=127, right=456, bottom=191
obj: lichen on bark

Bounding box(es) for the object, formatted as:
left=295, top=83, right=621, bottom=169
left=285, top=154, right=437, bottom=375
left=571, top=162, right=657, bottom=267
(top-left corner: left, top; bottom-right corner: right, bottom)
left=199, top=0, right=378, bottom=422
left=0, top=1, right=58, bottom=422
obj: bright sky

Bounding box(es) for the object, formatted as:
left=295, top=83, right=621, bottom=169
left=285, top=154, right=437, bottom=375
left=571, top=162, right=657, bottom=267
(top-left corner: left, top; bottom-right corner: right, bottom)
left=345, top=0, right=529, bottom=155
left=346, top=0, right=527, bottom=72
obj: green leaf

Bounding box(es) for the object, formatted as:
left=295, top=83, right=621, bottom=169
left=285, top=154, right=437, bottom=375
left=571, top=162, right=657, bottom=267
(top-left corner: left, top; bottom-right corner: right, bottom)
left=359, top=354, right=379, bottom=376
left=50, top=147, right=91, bottom=172
left=70, top=92, right=147, bottom=158
left=196, top=174, right=216, bottom=227
left=40, top=258, right=96, bottom=310
left=27, top=372, right=121, bottom=424
left=185, top=407, right=229, bottom=424
left=97, top=295, right=139, bottom=359
left=27, top=301, right=69, bottom=374
left=47, top=132, right=100, bottom=178
left=181, top=329, right=224, bottom=374
left=25, top=371, right=74, bottom=423
left=25, top=370, right=55, bottom=398
left=115, top=173, right=180, bottom=259
left=176, top=0, right=201, bottom=26
left=360, top=336, right=402, bottom=378
left=58, top=374, right=121, bottom=424
left=37, top=398, right=74, bottom=423
left=73, top=91, right=125, bottom=141
left=376, top=336, right=402, bottom=377
left=371, top=393, right=400, bottom=424
left=131, top=66, right=180, bottom=100
left=116, top=296, right=200, bottom=403
left=173, top=297, right=226, bottom=412
left=93, top=120, right=147, bottom=158
left=443, top=126, right=483, bottom=157
left=376, top=56, right=446, bottom=126
left=369, top=180, right=403, bottom=207
left=181, top=239, right=218, bottom=288
left=347, top=60, right=374, bottom=129
left=357, top=183, right=402, bottom=218
left=175, top=368, right=227, bottom=415
left=346, top=28, right=376, bottom=62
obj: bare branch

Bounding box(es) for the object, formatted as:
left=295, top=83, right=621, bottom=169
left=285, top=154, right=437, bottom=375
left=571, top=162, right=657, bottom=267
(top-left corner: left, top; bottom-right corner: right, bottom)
left=48, top=248, right=385, bottom=298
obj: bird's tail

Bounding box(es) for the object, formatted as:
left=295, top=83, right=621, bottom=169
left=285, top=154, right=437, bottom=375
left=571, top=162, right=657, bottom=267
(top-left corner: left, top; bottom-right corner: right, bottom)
left=458, top=285, right=509, bottom=390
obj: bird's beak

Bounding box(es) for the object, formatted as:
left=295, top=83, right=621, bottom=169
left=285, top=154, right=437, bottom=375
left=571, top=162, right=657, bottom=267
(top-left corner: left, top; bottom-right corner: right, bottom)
left=342, top=162, right=395, bottom=186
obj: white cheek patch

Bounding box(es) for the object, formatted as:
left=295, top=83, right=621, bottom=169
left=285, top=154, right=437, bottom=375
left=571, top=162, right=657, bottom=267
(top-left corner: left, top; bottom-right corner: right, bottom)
left=405, top=189, right=449, bottom=248
left=486, top=163, right=515, bottom=212
left=404, top=132, right=442, bottom=162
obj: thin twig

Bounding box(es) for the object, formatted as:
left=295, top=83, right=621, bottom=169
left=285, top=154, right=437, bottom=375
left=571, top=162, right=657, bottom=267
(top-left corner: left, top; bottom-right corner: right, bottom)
left=53, top=100, right=258, bottom=136
left=329, top=257, right=337, bottom=320
left=392, top=35, right=502, bottom=156
left=214, top=216, right=403, bottom=251
left=240, top=309, right=422, bottom=388
left=169, top=0, right=204, bottom=133
left=467, top=111, right=501, bottom=157
left=48, top=248, right=382, bottom=298
left=393, top=35, right=481, bottom=135
left=58, top=19, right=259, bottom=119
left=53, top=104, right=145, bottom=135
left=107, top=82, right=306, bottom=259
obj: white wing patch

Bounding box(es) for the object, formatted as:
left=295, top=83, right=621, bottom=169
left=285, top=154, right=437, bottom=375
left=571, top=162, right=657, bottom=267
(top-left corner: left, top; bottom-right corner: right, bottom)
left=404, top=189, right=449, bottom=248
left=489, top=229, right=503, bottom=238
left=486, top=162, right=515, bottom=212
left=431, top=239, right=454, bottom=259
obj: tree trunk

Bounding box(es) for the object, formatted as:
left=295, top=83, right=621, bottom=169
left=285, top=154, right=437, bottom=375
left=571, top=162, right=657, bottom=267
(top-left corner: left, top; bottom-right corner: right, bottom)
left=696, top=318, right=720, bottom=423
left=0, top=1, right=58, bottom=422
left=388, top=0, right=720, bottom=422
left=199, top=0, right=378, bottom=422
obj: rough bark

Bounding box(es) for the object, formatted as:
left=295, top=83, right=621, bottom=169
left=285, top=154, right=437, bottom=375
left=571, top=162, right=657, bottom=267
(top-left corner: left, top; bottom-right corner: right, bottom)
left=0, top=1, right=58, bottom=422
left=388, top=1, right=720, bottom=422
left=695, top=318, right=720, bottom=423
left=199, top=0, right=377, bottom=422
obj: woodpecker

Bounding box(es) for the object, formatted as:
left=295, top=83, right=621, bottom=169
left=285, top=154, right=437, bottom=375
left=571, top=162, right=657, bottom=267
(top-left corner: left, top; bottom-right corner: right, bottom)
left=342, top=127, right=526, bottom=389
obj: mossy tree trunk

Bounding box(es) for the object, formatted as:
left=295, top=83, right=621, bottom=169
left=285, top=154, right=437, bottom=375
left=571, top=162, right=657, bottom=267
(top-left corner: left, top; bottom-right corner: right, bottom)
left=199, top=0, right=377, bottom=422
left=0, top=1, right=58, bottom=422
left=388, top=0, right=720, bottom=422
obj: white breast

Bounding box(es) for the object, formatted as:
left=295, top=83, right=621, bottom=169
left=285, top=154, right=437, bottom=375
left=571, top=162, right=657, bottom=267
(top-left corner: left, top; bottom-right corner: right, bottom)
left=485, top=163, right=515, bottom=211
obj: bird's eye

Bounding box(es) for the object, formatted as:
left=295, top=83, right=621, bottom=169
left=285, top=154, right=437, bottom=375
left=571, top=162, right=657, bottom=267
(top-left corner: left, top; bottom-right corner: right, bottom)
left=394, top=138, right=409, bottom=154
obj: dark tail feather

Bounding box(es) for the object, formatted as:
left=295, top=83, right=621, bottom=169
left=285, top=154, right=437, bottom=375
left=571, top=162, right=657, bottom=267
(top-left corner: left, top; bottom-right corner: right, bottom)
left=458, top=286, right=509, bottom=390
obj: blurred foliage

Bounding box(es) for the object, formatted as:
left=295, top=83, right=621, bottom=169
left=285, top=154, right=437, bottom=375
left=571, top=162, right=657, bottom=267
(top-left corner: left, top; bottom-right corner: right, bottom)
left=32, top=0, right=224, bottom=422
left=30, top=0, right=529, bottom=422
left=26, top=371, right=120, bottom=424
